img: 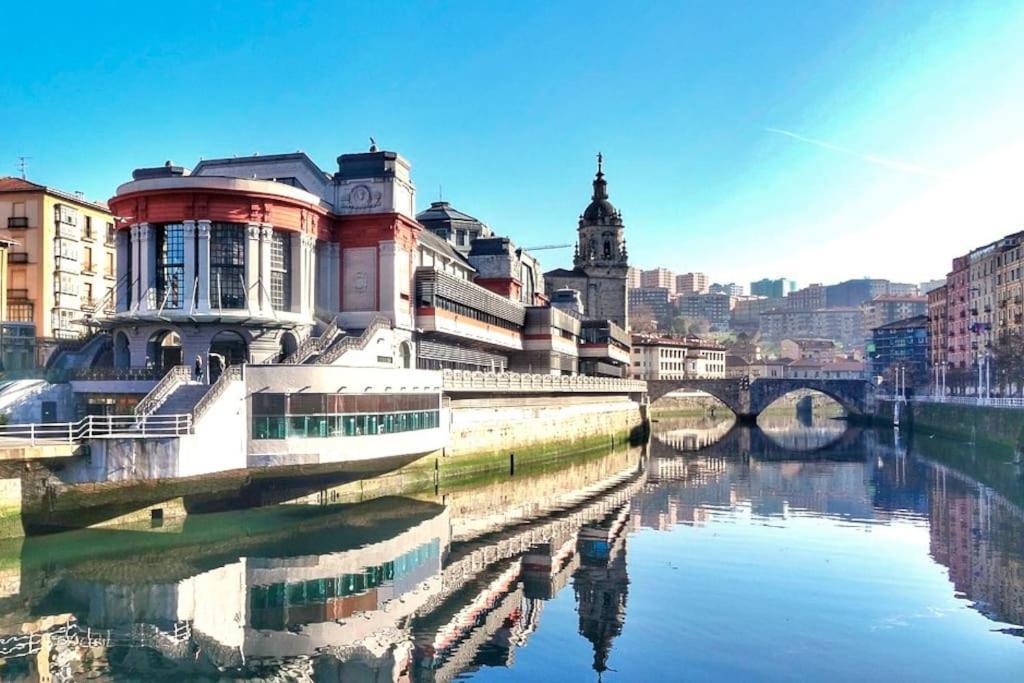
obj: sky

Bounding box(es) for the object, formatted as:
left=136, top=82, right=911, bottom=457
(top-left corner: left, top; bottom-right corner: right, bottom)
left=2, top=1, right=1023, bottom=289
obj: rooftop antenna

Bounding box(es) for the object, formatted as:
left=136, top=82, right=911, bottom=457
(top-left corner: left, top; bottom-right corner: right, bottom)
left=439, top=184, right=443, bottom=201
left=16, top=156, right=30, bottom=179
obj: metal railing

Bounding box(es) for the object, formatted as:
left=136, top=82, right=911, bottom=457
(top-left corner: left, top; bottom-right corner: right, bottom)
left=912, top=395, right=1024, bottom=409
left=192, top=364, right=243, bottom=422
left=135, top=365, right=192, bottom=416
left=0, top=413, right=193, bottom=445
left=283, top=317, right=341, bottom=364
left=441, top=369, right=647, bottom=393
left=317, top=315, right=391, bottom=365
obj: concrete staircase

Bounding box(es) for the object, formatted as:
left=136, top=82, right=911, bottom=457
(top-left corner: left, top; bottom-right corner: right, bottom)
left=153, top=383, right=210, bottom=416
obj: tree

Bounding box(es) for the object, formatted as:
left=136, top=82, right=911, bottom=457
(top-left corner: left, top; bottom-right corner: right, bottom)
left=629, top=304, right=658, bottom=334
left=992, top=332, right=1024, bottom=395
left=727, top=330, right=762, bottom=362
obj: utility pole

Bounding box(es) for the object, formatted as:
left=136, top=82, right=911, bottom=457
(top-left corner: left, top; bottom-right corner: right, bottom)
left=16, top=156, right=30, bottom=179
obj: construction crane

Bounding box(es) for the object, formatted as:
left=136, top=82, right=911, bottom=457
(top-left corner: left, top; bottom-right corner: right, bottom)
left=523, top=243, right=572, bottom=251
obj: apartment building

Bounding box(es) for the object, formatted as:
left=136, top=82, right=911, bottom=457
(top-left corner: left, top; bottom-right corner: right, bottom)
left=0, top=177, right=117, bottom=360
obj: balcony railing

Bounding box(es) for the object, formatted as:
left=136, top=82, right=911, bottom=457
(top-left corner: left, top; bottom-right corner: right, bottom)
left=6, top=217, right=28, bottom=229
left=0, top=414, right=192, bottom=445
left=8, top=252, right=29, bottom=264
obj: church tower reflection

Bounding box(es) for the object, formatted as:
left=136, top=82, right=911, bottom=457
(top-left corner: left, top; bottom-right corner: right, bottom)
left=573, top=503, right=631, bottom=676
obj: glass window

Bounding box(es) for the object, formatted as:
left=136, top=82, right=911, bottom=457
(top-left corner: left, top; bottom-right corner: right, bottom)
left=270, top=231, right=291, bottom=311
left=156, top=223, right=185, bottom=309
left=211, top=223, right=246, bottom=309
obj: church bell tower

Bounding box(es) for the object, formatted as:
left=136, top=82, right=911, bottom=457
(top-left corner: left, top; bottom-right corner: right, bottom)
left=574, top=154, right=629, bottom=328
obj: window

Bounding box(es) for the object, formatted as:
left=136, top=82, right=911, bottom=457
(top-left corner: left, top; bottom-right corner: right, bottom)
left=156, top=223, right=185, bottom=309
left=83, top=247, right=94, bottom=273
left=105, top=222, right=115, bottom=244
left=82, top=282, right=94, bottom=308
left=105, top=251, right=115, bottom=277
left=7, top=302, right=33, bottom=322
left=456, top=229, right=466, bottom=246
left=270, top=231, right=291, bottom=310
left=84, top=216, right=94, bottom=239
left=211, top=223, right=245, bottom=309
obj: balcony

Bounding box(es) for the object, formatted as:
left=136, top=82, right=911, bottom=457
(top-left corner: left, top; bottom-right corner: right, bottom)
left=8, top=252, right=29, bottom=264
left=6, top=216, right=29, bottom=229
left=81, top=298, right=97, bottom=312
left=7, top=288, right=29, bottom=300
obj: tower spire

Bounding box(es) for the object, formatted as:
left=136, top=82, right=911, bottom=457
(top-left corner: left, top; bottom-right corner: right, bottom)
left=592, top=152, right=608, bottom=201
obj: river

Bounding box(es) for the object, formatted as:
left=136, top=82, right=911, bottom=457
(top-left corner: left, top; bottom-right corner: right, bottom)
left=0, top=411, right=1022, bottom=681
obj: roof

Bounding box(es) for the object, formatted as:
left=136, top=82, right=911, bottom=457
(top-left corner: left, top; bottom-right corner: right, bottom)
left=631, top=334, right=725, bottom=350
left=416, top=227, right=474, bottom=269
left=868, top=294, right=927, bottom=303
left=0, top=176, right=110, bottom=212
left=726, top=355, right=750, bottom=367
left=192, top=152, right=330, bottom=181
left=872, top=314, right=929, bottom=331
left=416, top=201, right=482, bottom=225
left=544, top=267, right=587, bottom=278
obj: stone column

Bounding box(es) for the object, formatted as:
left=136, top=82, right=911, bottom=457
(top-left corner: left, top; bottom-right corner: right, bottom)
left=297, top=234, right=315, bottom=318
left=245, top=223, right=261, bottom=314
left=129, top=224, right=140, bottom=310
left=197, top=220, right=211, bottom=313
left=137, top=223, right=153, bottom=313
left=328, top=241, right=341, bottom=314
left=182, top=220, right=197, bottom=313
left=305, top=234, right=317, bottom=318
left=289, top=234, right=303, bottom=318
left=260, top=224, right=274, bottom=315
left=378, top=241, right=397, bottom=324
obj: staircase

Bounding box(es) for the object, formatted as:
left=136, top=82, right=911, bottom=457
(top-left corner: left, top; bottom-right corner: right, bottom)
left=284, top=317, right=345, bottom=364
left=153, top=383, right=210, bottom=416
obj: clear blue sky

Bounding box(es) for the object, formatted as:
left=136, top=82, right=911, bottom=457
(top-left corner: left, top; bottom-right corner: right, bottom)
left=3, top=1, right=1023, bottom=287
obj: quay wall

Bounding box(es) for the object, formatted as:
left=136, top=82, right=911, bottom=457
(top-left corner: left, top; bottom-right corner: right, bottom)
left=910, top=402, right=1024, bottom=452
left=874, top=399, right=1024, bottom=453
left=312, top=394, right=646, bottom=504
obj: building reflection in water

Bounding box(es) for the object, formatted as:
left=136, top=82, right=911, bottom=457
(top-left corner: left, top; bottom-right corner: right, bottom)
left=1, top=419, right=1023, bottom=681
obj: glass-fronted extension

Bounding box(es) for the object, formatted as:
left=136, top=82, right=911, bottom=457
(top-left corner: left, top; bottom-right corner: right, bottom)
left=251, top=392, right=441, bottom=439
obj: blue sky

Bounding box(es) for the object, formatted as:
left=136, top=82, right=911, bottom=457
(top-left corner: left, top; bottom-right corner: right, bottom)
left=3, top=1, right=1023, bottom=287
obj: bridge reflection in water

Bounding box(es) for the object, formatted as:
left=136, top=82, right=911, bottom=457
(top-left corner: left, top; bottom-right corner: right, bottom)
left=0, top=418, right=1023, bottom=680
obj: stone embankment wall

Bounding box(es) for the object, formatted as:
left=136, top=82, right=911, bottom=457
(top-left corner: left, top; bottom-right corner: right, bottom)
left=321, top=394, right=646, bottom=504
left=901, top=401, right=1024, bottom=452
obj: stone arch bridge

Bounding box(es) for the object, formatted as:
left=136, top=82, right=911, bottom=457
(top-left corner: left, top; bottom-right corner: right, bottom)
left=646, top=378, right=872, bottom=421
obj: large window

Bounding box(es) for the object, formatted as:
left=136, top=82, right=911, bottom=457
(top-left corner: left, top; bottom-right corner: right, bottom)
left=156, top=223, right=184, bottom=309
left=211, top=223, right=245, bottom=309
left=270, top=231, right=291, bottom=311
left=251, top=392, right=441, bottom=440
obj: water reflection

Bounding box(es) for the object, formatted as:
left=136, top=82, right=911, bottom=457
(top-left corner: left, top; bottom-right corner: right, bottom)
left=0, top=415, right=1023, bottom=681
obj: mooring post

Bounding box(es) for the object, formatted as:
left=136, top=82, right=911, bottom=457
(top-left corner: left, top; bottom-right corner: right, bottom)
left=509, top=452, right=515, bottom=476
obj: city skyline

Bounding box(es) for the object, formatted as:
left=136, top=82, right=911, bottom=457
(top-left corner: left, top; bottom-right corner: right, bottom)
left=3, top=2, right=1024, bottom=286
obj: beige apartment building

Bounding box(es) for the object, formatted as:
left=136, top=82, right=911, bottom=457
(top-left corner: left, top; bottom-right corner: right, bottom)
left=0, top=177, right=117, bottom=360
left=995, top=233, right=1024, bottom=341
left=630, top=334, right=726, bottom=380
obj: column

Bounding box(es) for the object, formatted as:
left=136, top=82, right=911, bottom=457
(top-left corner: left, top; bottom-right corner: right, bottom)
left=260, top=224, right=274, bottom=315
left=182, top=220, right=197, bottom=312
left=306, top=234, right=317, bottom=318
left=290, top=234, right=303, bottom=318
left=137, top=223, right=153, bottom=313
left=196, top=220, right=211, bottom=313
left=379, top=241, right=397, bottom=322
left=245, top=223, right=261, bottom=314
left=129, top=225, right=140, bottom=310
left=328, top=242, right=341, bottom=313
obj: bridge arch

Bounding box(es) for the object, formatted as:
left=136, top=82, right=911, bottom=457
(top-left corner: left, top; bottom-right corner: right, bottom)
left=646, top=378, right=870, bottom=420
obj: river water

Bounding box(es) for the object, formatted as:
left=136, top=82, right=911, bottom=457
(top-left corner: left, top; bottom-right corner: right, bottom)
left=1, top=412, right=1022, bottom=681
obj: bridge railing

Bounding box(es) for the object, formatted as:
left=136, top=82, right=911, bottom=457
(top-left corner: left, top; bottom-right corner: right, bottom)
left=442, top=369, right=646, bottom=394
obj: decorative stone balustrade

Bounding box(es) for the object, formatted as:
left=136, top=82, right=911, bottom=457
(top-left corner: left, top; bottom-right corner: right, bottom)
left=441, top=369, right=646, bottom=394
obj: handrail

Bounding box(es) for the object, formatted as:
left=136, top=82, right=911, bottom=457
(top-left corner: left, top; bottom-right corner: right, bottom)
left=283, top=316, right=341, bottom=364
left=192, top=364, right=243, bottom=422
left=912, top=395, right=1024, bottom=409
left=317, top=316, right=392, bottom=365
left=0, top=413, right=193, bottom=445
left=134, top=366, right=192, bottom=416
